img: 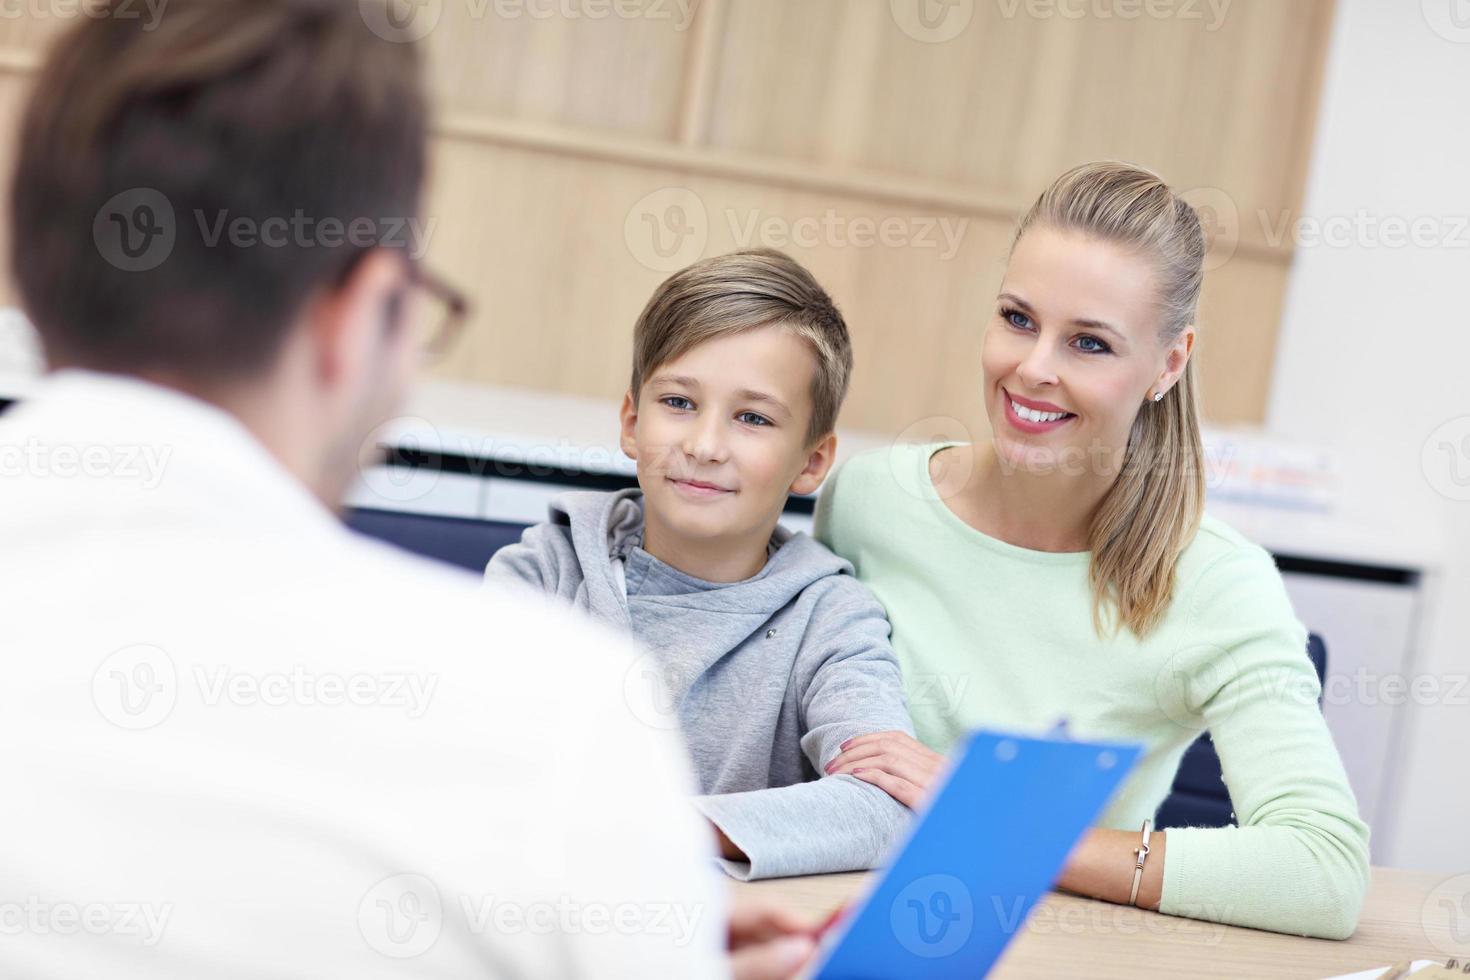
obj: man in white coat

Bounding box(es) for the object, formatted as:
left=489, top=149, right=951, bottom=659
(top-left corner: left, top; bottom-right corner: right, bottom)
left=0, top=1, right=817, bottom=977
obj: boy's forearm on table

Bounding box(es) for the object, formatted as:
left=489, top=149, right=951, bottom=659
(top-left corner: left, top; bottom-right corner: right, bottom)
left=698, top=777, right=910, bottom=879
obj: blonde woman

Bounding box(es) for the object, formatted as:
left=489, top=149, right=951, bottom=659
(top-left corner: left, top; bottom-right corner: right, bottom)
left=818, top=162, right=1369, bottom=940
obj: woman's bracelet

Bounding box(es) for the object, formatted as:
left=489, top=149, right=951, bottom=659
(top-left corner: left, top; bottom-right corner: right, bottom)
left=1128, top=819, right=1152, bottom=907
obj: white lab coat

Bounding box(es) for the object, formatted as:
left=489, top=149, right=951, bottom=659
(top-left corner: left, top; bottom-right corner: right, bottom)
left=0, top=370, right=728, bottom=979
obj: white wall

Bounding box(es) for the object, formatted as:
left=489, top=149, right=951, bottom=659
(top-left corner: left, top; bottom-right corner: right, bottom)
left=1269, top=0, right=1470, bottom=872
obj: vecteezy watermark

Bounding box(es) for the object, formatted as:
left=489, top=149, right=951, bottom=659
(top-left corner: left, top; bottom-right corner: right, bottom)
left=905, top=672, right=974, bottom=722
left=0, top=897, right=173, bottom=947
left=1422, top=873, right=1470, bottom=956
left=1259, top=210, right=1470, bottom=251
left=359, top=874, right=443, bottom=958
left=1151, top=640, right=1373, bottom=730
left=1179, top=187, right=1240, bottom=272
left=93, top=644, right=179, bottom=731
left=1422, top=0, right=1470, bottom=43
left=193, top=665, right=439, bottom=718
left=993, top=0, right=1232, bottom=30
left=889, top=0, right=976, bottom=43
left=724, top=209, right=968, bottom=261
left=359, top=0, right=442, bottom=42
left=622, top=187, right=970, bottom=272
left=1320, top=669, right=1470, bottom=708
left=989, top=436, right=1241, bottom=486
left=92, top=645, right=439, bottom=730
left=459, top=895, right=707, bottom=945
left=359, top=0, right=697, bottom=43
left=883, top=416, right=978, bottom=502
left=1152, top=644, right=1241, bottom=730
left=195, top=210, right=436, bottom=260
left=621, top=647, right=789, bottom=732
left=1161, top=187, right=1470, bottom=272
left=996, top=894, right=1232, bottom=943
left=357, top=873, right=708, bottom=959
left=624, top=187, right=709, bottom=273
left=1150, top=646, right=1470, bottom=725
left=1422, top=416, right=1470, bottom=502
left=93, top=188, right=437, bottom=272
left=0, top=437, right=171, bottom=488
left=890, top=874, right=974, bottom=957
left=357, top=415, right=447, bottom=505
left=93, top=188, right=176, bottom=273
left=622, top=649, right=686, bottom=732
left=1189, top=195, right=1470, bottom=267
left=0, top=0, right=169, bottom=31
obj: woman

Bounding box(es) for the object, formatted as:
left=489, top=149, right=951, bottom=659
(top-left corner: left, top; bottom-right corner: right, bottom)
left=817, top=162, right=1369, bottom=940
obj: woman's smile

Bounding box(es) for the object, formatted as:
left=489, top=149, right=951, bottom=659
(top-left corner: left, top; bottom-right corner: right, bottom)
left=1003, top=388, right=1078, bottom=434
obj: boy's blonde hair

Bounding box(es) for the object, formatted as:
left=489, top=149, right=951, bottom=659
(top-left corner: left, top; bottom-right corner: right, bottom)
left=1014, top=161, right=1207, bottom=639
left=630, top=248, right=853, bottom=445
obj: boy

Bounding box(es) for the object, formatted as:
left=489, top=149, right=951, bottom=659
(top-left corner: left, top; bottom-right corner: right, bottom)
left=486, top=248, right=915, bottom=880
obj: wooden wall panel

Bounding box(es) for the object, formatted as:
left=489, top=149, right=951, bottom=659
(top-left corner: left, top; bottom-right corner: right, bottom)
left=424, top=0, right=694, bottom=139
left=0, top=0, right=1335, bottom=433
left=1192, top=252, right=1293, bottom=423
left=704, top=0, right=1332, bottom=251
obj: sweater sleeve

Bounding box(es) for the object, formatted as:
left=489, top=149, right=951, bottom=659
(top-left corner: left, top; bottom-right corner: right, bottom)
left=692, top=575, right=916, bottom=880
left=1157, top=547, right=1371, bottom=940
left=483, top=521, right=573, bottom=598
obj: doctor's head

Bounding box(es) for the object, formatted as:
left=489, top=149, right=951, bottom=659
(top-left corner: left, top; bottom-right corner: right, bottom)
left=9, top=0, right=460, bottom=505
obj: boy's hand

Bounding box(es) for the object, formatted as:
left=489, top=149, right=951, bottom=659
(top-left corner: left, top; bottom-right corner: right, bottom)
left=824, top=731, right=945, bottom=809
left=728, top=898, right=819, bottom=980
left=711, top=821, right=750, bottom=862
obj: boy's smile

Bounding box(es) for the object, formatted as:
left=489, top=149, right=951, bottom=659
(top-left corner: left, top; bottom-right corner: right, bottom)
left=669, top=477, right=733, bottom=499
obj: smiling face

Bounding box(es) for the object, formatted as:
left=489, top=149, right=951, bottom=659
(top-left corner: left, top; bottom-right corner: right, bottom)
left=982, top=224, right=1194, bottom=478
left=619, top=323, right=837, bottom=553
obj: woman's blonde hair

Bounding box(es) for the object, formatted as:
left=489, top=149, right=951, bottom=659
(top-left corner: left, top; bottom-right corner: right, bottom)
left=1012, top=161, right=1207, bottom=638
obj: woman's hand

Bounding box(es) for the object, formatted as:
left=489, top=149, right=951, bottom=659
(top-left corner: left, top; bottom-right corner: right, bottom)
left=824, top=731, right=946, bottom=809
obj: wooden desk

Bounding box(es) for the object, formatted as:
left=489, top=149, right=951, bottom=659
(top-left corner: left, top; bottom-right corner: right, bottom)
left=733, top=868, right=1469, bottom=978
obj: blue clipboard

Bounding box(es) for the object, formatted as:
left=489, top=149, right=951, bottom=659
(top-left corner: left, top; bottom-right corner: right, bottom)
left=810, top=727, right=1143, bottom=980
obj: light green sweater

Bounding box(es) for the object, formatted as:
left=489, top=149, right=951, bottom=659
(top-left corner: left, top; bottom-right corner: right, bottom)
left=814, top=441, right=1371, bottom=940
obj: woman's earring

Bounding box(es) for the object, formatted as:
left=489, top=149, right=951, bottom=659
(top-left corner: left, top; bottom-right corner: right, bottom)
left=1153, top=390, right=1165, bottom=402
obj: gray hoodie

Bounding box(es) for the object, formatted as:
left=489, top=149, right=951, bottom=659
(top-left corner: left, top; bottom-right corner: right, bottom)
left=485, top=488, right=914, bottom=880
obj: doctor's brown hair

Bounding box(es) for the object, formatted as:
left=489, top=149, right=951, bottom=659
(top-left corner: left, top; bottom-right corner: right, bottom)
left=10, top=0, right=427, bottom=384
